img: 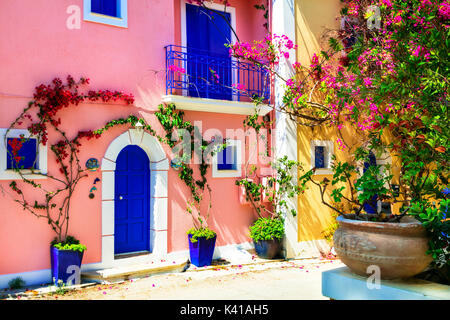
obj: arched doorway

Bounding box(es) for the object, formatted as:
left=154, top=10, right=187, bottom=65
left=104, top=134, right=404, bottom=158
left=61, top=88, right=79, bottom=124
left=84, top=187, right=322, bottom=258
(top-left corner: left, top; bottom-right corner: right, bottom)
left=100, top=129, right=169, bottom=268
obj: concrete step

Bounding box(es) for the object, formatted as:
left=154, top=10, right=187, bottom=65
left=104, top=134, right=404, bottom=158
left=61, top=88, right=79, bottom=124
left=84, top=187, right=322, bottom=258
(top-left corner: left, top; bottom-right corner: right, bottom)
left=81, top=259, right=189, bottom=284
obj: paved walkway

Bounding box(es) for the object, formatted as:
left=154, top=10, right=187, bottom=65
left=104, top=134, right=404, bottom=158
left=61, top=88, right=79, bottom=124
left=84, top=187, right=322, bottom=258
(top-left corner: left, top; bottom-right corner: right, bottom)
left=3, top=258, right=344, bottom=300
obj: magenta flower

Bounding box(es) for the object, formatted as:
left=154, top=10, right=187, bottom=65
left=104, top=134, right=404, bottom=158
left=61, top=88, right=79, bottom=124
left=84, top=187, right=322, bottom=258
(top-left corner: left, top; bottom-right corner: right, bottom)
left=232, top=83, right=245, bottom=91
left=168, top=65, right=186, bottom=74
left=363, top=77, right=373, bottom=87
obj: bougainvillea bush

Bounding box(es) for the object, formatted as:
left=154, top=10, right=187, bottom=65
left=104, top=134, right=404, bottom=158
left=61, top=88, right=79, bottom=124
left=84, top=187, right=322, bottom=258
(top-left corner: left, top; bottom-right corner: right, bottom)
left=227, top=0, right=449, bottom=273
left=5, top=76, right=135, bottom=248
left=305, top=0, right=448, bottom=269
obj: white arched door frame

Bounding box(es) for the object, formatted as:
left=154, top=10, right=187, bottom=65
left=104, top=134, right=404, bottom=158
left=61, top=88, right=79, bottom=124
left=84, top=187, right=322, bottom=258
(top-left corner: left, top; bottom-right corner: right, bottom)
left=100, top=129, right=169, bottom=267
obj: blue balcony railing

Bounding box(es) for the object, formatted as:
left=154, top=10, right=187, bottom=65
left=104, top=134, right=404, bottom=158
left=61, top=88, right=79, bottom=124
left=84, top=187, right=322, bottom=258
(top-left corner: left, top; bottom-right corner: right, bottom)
left=165, top=45, right=270, bottom=102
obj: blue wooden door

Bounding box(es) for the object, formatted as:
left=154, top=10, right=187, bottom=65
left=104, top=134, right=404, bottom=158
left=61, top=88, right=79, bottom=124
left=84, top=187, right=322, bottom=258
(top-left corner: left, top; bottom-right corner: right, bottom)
left=186, top=3, right=232, bottom=100
left=115, top=145, right=150, bottom=254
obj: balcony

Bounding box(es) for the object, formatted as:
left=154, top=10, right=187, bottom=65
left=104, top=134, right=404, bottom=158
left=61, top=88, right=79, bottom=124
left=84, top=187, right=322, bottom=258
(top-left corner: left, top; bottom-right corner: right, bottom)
left=163, top=45, right=272, bottom=116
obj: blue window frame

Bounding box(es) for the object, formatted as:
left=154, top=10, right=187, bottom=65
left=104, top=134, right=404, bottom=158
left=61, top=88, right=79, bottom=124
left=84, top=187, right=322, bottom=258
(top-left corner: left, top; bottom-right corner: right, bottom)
left=84, top=0, right=128, bottom=28
left=217, top=145, right=237, bottom=171
left=7, top=138, right=38, bottom=170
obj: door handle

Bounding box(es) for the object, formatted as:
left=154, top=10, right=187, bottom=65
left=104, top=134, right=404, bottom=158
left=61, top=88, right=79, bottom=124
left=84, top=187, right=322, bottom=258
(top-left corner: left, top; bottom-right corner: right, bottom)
left=119, top=196, right=123, bottom=200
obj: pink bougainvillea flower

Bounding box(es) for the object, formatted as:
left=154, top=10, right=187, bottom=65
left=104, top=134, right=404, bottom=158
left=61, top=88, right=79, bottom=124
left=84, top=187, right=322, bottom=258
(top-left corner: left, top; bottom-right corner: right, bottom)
left=232, top=83, right=246, bottom=91
left=363, top=77, right=373, bottom=87
left=168, top=65, right=186, bottom=74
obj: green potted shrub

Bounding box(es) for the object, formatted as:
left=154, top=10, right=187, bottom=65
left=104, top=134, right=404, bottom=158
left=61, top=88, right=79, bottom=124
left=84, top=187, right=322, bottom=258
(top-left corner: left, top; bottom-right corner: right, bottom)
left=185, top=185, right=217, bottom=267
left=237, top=156, right=307, bottom=259
left=249, top=217, right=285, bottom=259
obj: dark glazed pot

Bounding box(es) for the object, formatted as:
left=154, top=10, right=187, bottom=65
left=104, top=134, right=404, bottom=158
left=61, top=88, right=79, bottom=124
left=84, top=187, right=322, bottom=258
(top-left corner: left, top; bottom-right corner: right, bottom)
left=333, top=215, right=432, bottom=280
left=254, top=238, right=283, bottom=259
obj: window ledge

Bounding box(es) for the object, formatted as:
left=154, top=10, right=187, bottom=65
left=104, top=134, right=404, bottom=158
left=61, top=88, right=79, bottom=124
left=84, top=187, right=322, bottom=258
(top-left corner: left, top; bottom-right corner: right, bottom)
left=0, top=170, right=47, bottom=180
left=313, top=168, right=334, bottom=176
left=162, top=95, right=272, bottom=116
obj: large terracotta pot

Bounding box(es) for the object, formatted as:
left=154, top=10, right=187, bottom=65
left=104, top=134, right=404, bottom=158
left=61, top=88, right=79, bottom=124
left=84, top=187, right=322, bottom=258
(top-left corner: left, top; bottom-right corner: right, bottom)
left=333, top=215, right=432, bottom=280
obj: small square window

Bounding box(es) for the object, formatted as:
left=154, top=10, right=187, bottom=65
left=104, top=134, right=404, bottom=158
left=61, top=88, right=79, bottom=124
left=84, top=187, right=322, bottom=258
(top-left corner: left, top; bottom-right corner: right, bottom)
left=1, top=128, right=47, bottom=180
left=212, top=139, right=242, bottom=178
left=7, top=138, right=38, bottom=170
left=310, top=140, right=334, bottom=175
left=217, top=145, right=237, bottom=171
left=84, top=0, right=128, bottom=28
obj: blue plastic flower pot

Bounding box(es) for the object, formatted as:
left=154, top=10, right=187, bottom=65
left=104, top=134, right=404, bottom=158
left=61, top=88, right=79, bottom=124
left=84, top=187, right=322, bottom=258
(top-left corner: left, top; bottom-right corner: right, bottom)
left=188, top=234, right=216, bottom=267
left=50, top=246, right=84, bottom=285
left=254, top=238, right=283, bottom=259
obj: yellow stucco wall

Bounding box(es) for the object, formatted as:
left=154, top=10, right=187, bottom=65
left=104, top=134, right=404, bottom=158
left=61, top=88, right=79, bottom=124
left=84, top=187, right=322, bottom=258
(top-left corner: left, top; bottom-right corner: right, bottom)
left=295, top=0, right=343, bottom=242
left=294, top=0, right=403, bottom=243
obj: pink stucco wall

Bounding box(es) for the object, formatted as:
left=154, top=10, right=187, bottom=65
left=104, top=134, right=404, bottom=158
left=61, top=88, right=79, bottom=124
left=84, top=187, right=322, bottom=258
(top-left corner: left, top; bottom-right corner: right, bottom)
left=0, top=0, right=269, bottom=276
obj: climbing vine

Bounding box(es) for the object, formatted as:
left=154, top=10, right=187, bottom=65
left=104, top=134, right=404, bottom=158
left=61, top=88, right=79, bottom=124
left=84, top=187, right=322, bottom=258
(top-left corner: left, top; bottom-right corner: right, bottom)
left=5, top=75, right=220, bottom=247
left=5, top=76, right=135, bottom=246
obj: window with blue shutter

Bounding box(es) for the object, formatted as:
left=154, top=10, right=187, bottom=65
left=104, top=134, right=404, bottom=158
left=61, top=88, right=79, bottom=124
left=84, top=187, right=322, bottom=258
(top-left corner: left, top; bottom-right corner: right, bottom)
left=84, top=0, right=127, bottom=28
left=314, top=146, right=325, bottom=169
left=186, top=3, right=232, bottom=100
left=7, top=138, right=38, bottom=170
left=91, top=0, right=118, bottom=17
left=217, top=145, right=237, bottom=171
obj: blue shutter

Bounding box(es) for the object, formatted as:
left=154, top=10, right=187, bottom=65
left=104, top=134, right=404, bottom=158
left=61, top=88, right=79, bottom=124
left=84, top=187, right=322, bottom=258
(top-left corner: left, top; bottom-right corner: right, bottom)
left=7, top=138, right=38, bottom=169
left=363, top=152, right=378, bottom=214
left=217, top=145, right=236, bottom=171
left=91, top=0, right=118, bottom=17
left=186, top=4, right=232, bottom=100
left=314, top=146, right=325, bottom=168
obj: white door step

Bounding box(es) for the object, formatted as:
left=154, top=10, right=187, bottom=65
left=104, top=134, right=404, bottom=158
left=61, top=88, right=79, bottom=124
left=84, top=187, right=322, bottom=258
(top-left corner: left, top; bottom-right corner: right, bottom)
left=81, top=259, right=189, bottom=284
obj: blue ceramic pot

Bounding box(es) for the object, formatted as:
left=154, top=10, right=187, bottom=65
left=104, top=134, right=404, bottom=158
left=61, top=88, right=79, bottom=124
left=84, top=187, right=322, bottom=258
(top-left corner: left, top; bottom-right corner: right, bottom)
left=50, top=246, right=84, bottom=285
left=188, top=234, right=216, bottom=267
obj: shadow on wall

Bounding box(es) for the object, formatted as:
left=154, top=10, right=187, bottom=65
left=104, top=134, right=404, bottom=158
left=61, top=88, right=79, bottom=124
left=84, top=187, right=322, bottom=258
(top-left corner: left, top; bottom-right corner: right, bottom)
left=295, top=0, right=342, bottom=67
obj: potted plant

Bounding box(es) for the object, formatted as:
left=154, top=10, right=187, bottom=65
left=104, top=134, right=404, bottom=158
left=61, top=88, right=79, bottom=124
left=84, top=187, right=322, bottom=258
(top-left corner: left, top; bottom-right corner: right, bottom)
left=237, top=156, right=306, bottom=259
left=299, top=146, right=449, bottom=280
left=186, top=184, right=217, bottom=267
left=284, top=0, right=450, bottom=282
left=249, top=216, right=284, bottom=259
left=50, top=236, right=86, bottom=285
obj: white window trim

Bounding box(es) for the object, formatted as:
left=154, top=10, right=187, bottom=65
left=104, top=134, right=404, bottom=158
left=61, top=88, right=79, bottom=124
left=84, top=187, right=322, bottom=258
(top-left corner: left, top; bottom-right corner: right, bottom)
left=83, top=0, right=128, bottom=28
left=0, top=129, right=47, bottom=180
left=310, top=140, right=334, bottom=175
left=212, top=139, right=242, bottom=178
